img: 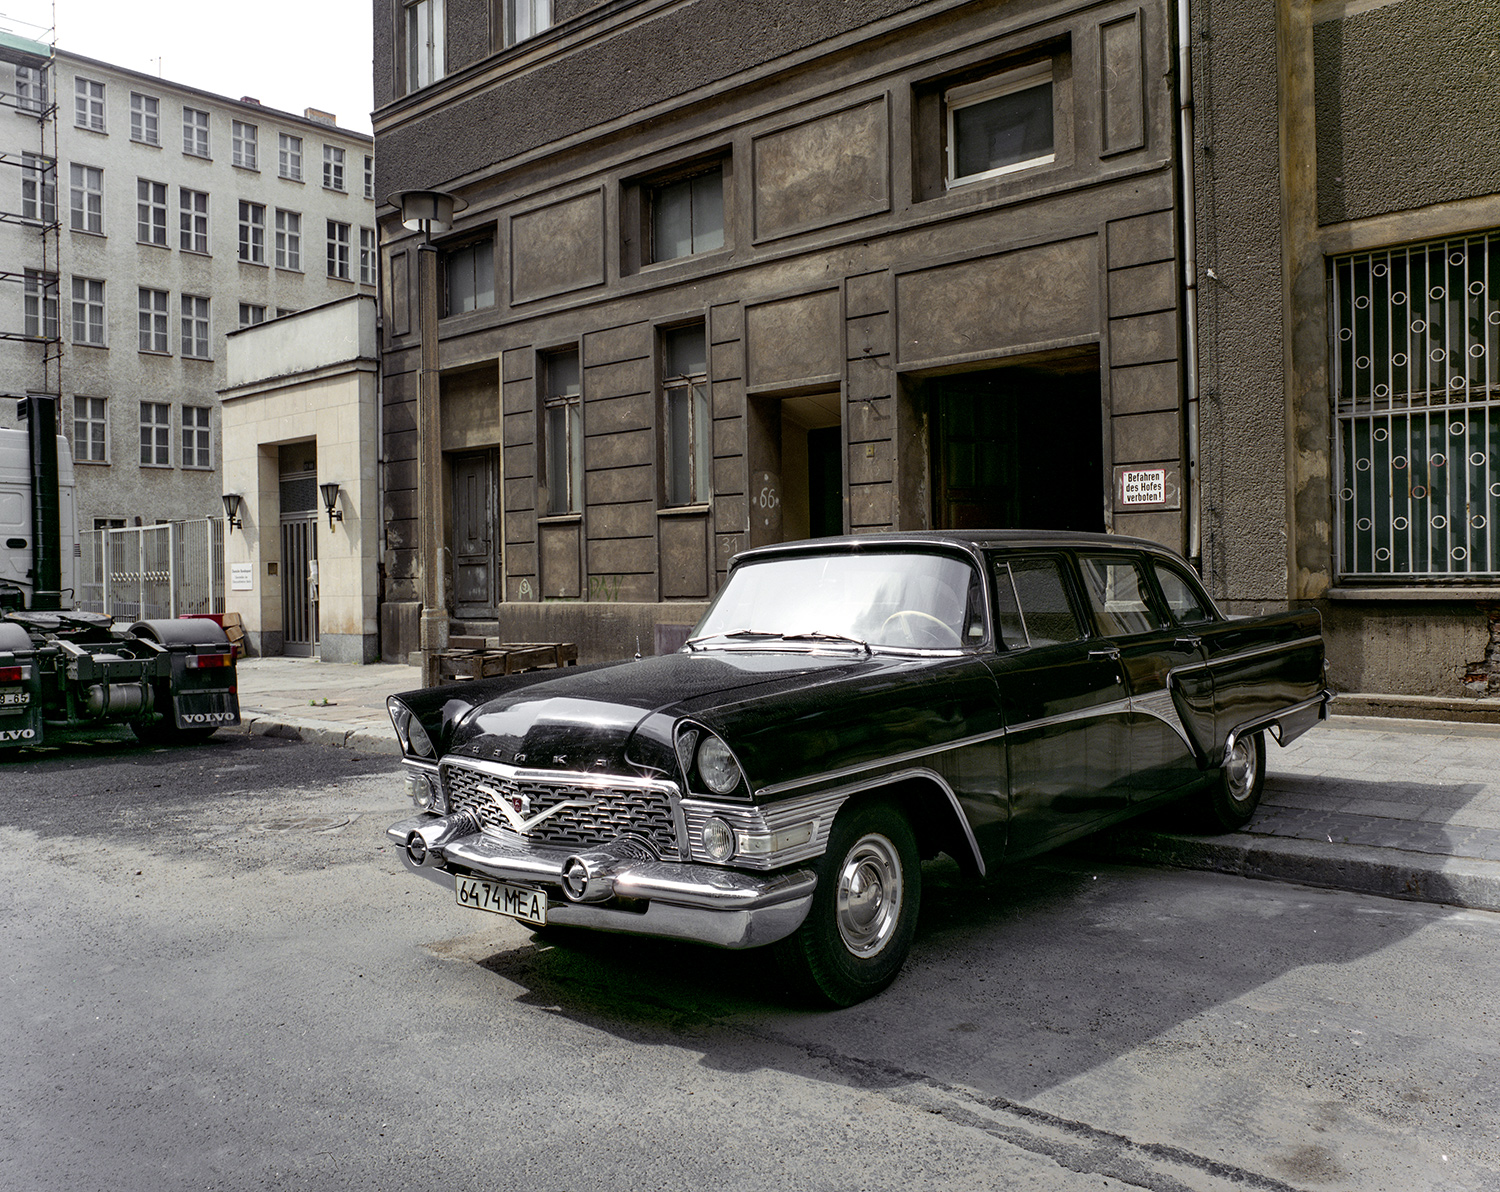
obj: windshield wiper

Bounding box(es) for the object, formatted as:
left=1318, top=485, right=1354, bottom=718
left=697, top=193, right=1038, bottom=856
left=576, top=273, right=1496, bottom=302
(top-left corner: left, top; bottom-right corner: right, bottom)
left=684, top=629, right=785, bottom=649
left=781, top=631, right=872, bottom=654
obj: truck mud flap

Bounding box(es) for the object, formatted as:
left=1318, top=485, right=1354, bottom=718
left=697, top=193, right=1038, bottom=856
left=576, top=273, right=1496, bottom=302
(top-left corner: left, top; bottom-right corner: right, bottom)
left=0, top=706, right=43, bottom=746
left=171, top=690, right=241, bottom=730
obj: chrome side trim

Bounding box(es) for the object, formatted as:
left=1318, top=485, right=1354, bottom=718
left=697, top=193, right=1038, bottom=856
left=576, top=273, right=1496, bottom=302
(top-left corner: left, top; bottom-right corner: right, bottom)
left=1223, top=690, right=1333, bottom=759
left=1171, top=634, right=1325, bottom=676
left=1129, top=687, right=1196, bottom=753
left=442, top=754, right=679, bottom=796
left=753, top=727, right=1009, bottom=799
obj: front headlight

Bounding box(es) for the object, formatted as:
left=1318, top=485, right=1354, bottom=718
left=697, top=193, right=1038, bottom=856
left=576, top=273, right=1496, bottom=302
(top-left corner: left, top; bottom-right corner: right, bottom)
left=388, top=698, right=435, bottom=759
left=696, top=734, right=742, bottom=795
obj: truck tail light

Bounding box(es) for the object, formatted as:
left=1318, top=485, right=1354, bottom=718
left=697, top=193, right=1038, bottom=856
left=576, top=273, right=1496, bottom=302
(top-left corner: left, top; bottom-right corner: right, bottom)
left=186, top=653, right=233, bottom=670
left=0, top=665, right=27, bottom=683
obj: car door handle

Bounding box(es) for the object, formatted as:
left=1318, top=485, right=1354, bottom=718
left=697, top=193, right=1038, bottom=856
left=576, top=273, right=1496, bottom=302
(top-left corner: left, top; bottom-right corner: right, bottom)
left=1174, top=636, right=1202, bottom=651
left=1087, top=647, right=1121, bottom=662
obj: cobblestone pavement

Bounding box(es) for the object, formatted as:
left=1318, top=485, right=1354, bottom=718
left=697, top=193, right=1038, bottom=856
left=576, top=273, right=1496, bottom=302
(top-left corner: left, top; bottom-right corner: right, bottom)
left=231, top=657, right=1500, bottom=912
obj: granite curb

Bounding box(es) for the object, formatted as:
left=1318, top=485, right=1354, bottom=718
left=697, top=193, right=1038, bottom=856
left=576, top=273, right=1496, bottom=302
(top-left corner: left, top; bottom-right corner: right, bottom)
left=226, top=708, right=401, bottom=754
left=1076, top=827, right=1500, bottom=914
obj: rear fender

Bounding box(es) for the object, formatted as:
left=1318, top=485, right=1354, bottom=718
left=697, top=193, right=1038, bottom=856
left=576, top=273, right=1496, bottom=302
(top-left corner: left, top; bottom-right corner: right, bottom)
left=129, top=619, right=240, bottom=730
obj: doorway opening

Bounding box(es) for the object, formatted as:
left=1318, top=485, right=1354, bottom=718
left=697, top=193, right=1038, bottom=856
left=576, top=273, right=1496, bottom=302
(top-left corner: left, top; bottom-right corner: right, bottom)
left=278, top=442, right=318, bottom=657
left=450, top=449, right=498, bottom=618
left=927, top=349, right=1105, bottom=532
left=750, top=390, right=843, bottom=545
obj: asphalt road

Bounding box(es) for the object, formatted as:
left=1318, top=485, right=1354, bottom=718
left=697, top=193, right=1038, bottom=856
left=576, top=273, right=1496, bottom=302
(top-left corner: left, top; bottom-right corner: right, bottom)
left=2, top=732, right=1497, bottom=1191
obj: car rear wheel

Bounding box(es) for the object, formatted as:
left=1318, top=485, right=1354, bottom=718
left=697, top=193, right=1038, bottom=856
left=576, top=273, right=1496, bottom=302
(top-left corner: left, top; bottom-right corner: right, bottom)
left=774, top=800, right=920, bottom=1007
left=1205, top=729, right=1265, bottom=831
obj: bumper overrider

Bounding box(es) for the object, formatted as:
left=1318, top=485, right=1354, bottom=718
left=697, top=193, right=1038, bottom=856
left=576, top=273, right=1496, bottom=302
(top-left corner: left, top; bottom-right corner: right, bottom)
left=386, top=804, right=819, bottom=950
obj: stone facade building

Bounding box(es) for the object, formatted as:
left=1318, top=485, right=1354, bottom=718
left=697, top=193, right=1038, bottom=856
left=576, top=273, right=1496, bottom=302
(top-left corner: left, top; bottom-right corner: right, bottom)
left=373, top=0, right=1500, bottom=710
left=1, top=40, right=376, bottom=538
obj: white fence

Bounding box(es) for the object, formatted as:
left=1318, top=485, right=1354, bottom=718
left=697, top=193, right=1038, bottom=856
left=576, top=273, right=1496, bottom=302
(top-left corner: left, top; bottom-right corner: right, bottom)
left=78, top=518, right=226, bottom=620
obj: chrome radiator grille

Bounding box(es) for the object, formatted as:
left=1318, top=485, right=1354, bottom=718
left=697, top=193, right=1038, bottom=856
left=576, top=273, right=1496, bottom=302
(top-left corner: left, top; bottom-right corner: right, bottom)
left=441, top=759, right=680, bottom=858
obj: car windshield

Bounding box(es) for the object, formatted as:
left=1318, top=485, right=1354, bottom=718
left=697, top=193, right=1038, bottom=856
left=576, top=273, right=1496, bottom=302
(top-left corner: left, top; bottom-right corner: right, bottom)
left=690, top=550, right=982, bottom=651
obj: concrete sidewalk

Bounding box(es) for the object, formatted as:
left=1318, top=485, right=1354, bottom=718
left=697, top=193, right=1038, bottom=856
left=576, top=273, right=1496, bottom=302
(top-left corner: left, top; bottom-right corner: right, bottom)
left=229, top=656, right=1500, bottom=914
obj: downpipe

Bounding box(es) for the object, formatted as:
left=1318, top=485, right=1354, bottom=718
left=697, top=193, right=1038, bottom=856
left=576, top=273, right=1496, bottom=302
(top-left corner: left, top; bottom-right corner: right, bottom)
left=1176, top=0, right=1203, bottom=565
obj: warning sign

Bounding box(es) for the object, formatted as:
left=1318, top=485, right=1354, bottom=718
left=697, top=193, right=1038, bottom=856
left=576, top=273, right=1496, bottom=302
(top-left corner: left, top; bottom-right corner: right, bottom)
left=1120, top=469, right=1167, bottom=506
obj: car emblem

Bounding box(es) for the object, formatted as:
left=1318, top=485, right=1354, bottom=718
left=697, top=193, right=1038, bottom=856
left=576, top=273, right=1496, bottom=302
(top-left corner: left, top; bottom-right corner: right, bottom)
left=476, top=783, right=598, bottom=835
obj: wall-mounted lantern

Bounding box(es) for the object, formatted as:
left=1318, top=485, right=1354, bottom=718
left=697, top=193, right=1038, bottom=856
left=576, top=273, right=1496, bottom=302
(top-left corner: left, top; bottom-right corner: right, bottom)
left=319, top=481, right=344, bottom=529
left=221, top=492, right=243, bottom=532
left=389, top=188, right=466, bottom=238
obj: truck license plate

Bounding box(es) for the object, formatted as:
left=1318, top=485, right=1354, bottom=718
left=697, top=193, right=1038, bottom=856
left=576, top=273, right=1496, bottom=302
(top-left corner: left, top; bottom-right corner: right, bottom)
left=0, top=692, right=29, bottom=708
left=455, top=876, right=546, bottom=925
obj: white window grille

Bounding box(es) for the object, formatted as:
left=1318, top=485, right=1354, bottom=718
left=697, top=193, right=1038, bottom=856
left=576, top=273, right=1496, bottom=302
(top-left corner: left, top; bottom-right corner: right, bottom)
left=140, top=402, right=171, bottom=466
left=180, top=188, right=208, bottom=253
left=505, top=0, right=551, bottom=46
left=71, top=277, right=105, bottom=345
left=74, top=76, right=105, bottom=131
left=544, top=349, right=583, bottom=514
left=406, top=0, right=445, bottom=88
left=323, top=144, right=345, bottom=191
left=239, top=303, right=266, bottom=327
left=74, top=397, right=107, bottom=463
left=24, top=270, right=59, bottom=340
left=138, top=287, right=169, bottom=352
left=663, top=325, right=710, bottom=506
left=327, top=220, right=350, bottom=279
left=21, top=153, right=56, bottom=224
left=16, top=65, right=48, bottom=115
left=279, top=134, right=303, bottom=180
left=182, top=406, right=212, bottom=469
left=1334, top=230, right=1500, bottom=580
left=137, top=178, right=167, bottom=245
left=69, top=164, right=103, bottom=233
left=364, top=155, right=375, bottom=199
left=130, top=93, right=159, bottom=144
left=238, top=200, right=266, bottom=263
left=232, top=120, right=258, bottom=169
left=275, top=209, right=302, bottom=270
left=183, top=107, right=209, bottom=157
left=181, top=295, right=210, bottom=358
left=359, top=226, right=376, bottom=284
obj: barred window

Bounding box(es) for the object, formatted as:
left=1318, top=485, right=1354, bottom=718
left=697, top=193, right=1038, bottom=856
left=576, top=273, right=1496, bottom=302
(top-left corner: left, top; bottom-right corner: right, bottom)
left=1334, top=231, right=1500, bottom=580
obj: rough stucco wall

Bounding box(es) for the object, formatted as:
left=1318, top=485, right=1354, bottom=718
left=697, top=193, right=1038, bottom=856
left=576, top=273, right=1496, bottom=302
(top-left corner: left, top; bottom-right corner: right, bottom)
left=448, top=0, right=494, bottom=75
left=1191, top=0, right=1290, bottom=608
left=1315, top=0, right=1500, bottom=227
left=377, top=0, right=921, bottom=194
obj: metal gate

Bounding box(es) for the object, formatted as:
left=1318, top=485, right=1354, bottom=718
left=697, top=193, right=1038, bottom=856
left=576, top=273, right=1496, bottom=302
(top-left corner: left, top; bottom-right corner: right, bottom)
left=280, top=471, right=319, bottom=657
left=80, top=519, right=226, bottom=619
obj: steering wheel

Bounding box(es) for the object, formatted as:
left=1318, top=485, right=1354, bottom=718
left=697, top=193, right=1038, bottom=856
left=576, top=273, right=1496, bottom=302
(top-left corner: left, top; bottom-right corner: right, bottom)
left=879, top=610, right=962, bottom=648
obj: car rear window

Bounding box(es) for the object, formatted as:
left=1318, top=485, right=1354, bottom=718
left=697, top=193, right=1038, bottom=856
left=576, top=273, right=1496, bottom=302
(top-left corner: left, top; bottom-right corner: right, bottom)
left=1077, top=556, right=1166, bottom=636
left=1152, top=560, right=1214, bottom=624
left=992, top=555, right=1084, bottom=648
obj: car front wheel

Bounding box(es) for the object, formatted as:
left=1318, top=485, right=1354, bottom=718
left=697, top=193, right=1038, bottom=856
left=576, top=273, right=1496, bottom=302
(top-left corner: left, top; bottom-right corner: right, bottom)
left=1205, top=729, right=1265, bottom=831
left=774, top=800, right=920, bottom=1007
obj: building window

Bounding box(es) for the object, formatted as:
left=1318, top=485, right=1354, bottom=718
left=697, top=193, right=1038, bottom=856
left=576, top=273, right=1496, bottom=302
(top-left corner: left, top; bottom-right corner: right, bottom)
left=504, top=0, right=551, bottom=46
left=279, top=134, right=303, bottom=181
left=359, top=226, right=376, bottom=284
left=662, top=324, right=710, bottom=506
left=136, top=178, right=167, bottom=245
left=275, top=209, right=302, bottom=270
left=130, top=92, right=159, bottom=144
left=140, top=402, right=170, bottom=467
left=181, top=295, right=209, bottom=358
left=363, top=155, right=375, bottom=200
left=650, top=167, right=724, bottom=263
left=327, top=220, right=351, bottom=279
left=138, top=287, right=169, bottom=353
left=24, top=270, right=59, bottom=341
left=232, top=120, right=258, bottom=169
left=71, top=277, right=105, bottom=345
left=69, top=164, right=103, bottom=234
left=74, top=397, right=107, bottom=463
left=182, top=107, right=209, bottom=157
left=239, top=303, right=266, bottom=327
left=20, top=153, right=56, bottom=224
left=1334, top=231, right=1500, bottom=580
left=322, top=144, right=345, bottom=191
left=543, top=349, right=583, bottom=515
left=179, top=188, right=208, bottom=253
left=74, top=76, right=105, bottom=131
left=945, top=63, right=1055, bottom=187
left=15, top=65, right=48, bottom=115
left=182, top=406, right=212, bottom=469
left=442, top=238, right=494, bottom=314
left=238, top=201, right=266, bottom=263
left=406, top=0, right=445, bottom=89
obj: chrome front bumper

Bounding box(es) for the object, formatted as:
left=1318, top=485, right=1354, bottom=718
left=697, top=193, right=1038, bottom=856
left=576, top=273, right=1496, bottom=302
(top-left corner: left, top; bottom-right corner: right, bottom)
left=387, top=815, right=817, bottom=950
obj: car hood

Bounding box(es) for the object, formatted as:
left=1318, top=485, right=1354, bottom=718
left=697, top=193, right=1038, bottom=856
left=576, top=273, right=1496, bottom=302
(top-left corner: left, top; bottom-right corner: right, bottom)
left=439, top=647, right=994, bottom=793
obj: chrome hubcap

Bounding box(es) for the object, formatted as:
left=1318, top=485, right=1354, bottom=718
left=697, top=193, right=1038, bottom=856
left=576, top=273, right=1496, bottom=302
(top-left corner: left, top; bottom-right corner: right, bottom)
left=1224, top=736, right=1257, bottom=803
left=836, top=833, right=903, bottom=958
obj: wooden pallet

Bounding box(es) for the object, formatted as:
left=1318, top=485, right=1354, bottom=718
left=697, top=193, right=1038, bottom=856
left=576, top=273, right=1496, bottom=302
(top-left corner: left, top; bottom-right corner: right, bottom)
left=437, top=641, right=578, bottom=683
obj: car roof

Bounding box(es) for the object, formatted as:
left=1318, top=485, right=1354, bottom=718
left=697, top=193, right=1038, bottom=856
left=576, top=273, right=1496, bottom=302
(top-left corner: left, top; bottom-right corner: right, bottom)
left=732, top=529, right=1178, bottom=566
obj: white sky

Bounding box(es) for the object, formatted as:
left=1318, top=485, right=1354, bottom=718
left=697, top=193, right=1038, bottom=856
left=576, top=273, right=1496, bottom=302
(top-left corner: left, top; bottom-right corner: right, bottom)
left=0, top=0, right=375, bottom=134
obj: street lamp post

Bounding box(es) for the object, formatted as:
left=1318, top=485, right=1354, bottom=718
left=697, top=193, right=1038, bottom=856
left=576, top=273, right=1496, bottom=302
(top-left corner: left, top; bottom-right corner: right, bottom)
left=390, top=189, right=465, bottom=687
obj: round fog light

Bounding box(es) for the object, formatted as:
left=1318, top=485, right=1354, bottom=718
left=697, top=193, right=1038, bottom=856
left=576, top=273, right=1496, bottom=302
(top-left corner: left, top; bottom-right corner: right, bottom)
left=701, top=817, right=735, bottom=862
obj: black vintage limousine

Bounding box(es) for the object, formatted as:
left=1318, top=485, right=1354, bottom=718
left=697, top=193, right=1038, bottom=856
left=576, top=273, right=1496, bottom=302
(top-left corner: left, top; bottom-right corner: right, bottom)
left=386, top=532, right=1329, bottom=1005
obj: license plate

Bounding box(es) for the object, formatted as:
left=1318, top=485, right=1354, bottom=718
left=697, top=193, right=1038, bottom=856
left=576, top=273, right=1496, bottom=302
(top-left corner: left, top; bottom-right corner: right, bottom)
left=455, top=876, right=547, bottom=925
left=0, top=692, right=28, bottom=708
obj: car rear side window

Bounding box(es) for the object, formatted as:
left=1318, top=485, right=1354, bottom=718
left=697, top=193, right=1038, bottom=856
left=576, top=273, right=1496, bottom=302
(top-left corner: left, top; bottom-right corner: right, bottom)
left=1153, top=560, right=1214, bottom=624
left=992, top=555, right=1084, bottom=647
left=1078, top=556, right=1166, bottom=636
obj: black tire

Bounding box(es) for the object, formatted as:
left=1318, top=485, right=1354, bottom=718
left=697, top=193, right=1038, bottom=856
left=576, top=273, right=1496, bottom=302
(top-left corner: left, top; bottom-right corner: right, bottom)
left=774, top=800, right=920, bottom=1007
left=1204, top=729, right=1265, bottom=831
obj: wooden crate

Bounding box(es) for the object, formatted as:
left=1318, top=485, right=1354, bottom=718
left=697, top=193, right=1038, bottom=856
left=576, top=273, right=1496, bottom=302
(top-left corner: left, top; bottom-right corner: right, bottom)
left=437, top=641, right=578, bottom=683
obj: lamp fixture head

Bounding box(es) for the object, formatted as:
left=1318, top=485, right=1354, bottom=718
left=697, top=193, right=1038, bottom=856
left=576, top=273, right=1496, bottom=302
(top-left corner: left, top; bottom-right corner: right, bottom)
left=221, top=492, right=243, bottom=532
left=388, top=188, right=467, bottom=238
left=319, top=481, right=344, bottom=529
